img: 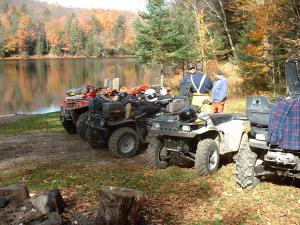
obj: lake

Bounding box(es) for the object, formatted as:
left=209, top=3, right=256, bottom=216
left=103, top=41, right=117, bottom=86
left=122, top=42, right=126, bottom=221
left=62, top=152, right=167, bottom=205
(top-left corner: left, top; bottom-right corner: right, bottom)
left=0, top=58, right=161, bottom=115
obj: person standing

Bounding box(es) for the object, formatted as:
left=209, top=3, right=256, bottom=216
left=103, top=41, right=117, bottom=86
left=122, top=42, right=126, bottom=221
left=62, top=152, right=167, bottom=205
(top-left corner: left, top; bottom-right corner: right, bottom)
left=212, top=68, right=228, bottom=113
left=180, top=64, right=213, bottom=108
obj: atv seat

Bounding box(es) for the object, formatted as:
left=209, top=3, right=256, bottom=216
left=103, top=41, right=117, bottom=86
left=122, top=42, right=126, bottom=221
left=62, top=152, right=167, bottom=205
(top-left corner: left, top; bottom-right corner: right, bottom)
left=209, top=113, right=247, bottom=126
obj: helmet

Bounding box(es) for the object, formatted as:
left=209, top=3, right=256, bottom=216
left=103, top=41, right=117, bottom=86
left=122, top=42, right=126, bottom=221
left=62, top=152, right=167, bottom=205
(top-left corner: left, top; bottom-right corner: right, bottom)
left=160, top=87, right=167, bottom=96
left=145, top=89, right=158, bottom=102
left=179, top=107, right=197, bottom=122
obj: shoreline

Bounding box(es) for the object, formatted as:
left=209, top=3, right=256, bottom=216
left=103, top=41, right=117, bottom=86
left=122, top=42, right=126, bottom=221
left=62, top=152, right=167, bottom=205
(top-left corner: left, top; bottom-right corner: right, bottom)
left=0, top=54, right=136, bottom=60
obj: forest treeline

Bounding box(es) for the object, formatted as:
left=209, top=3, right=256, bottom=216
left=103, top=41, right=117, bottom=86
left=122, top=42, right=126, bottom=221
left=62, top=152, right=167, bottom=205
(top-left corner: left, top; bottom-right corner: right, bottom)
left=0, top=0, right=136, bottom=58
left=0, top=0, right=300, bottom=94
left=134, top=0, right=300, bottom=94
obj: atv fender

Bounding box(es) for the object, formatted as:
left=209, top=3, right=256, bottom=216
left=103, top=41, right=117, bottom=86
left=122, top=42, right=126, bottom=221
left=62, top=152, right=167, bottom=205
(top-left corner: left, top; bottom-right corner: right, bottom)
left=216, top=120, right=250, bottom=154
left=107, top=119, right=137, bottom=127
left=193, top=127, right=221, bottom=146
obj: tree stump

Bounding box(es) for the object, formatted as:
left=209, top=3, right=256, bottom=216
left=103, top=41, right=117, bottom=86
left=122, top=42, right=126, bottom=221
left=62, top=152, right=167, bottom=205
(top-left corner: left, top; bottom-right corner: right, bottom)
left=95, top=186, right=146, bottom=225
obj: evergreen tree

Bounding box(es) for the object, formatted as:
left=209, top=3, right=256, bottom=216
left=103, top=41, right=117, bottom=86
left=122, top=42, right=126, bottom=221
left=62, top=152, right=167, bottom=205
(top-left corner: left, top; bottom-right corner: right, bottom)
left=84, top=15, right=103, bottom=56
left=20, top=3, right=28, bottom=14
left=112, top=15, right=126, bottom=51
left=35, top=24, right=46, bottom=55
left=65, top=14, right=85, bottom=55
left=0, top=23, right=5, bottom=57
left=1, top=0, right=9, bottom=14
left=134, top=0, right=199, bottom=72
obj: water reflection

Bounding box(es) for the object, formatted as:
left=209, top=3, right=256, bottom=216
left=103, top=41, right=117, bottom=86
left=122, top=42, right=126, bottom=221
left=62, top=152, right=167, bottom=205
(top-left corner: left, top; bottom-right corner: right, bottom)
left=0, top=58, right=161, bottom=115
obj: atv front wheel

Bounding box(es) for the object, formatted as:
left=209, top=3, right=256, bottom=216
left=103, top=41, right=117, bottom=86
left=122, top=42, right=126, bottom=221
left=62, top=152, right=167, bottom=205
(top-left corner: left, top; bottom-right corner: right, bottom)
left=76, top=111, right=89, bottom=140
left=236, top=133, right=260, bottom=189
left=147, top=138, right=169, bottom=169
left=109, top=127, right=139, bottom=158
left=61, top=120, right=76, bottom=134
left=86, top=127, right=106, bottom=149
left=195, top=139, right=220, bottom=176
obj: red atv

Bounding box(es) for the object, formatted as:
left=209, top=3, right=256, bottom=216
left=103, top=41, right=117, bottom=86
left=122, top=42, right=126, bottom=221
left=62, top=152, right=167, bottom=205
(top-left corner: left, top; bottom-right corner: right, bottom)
left=60, top=85, right=100, bottom=138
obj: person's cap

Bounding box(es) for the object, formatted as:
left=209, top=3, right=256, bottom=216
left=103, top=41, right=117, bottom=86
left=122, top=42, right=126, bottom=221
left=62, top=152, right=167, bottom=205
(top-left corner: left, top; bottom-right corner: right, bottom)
left=188, top=64, right=196, bottom=70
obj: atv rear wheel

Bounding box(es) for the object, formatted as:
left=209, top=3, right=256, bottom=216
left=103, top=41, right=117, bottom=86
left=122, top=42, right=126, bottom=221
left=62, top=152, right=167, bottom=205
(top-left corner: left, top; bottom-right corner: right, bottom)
left=109, top=127, right=139, bottom=158
left=61, top=120, right=76, bottom=134
left=86, top=127, right=106, bottom=149
left=236, top=133, right=260, bottom=189
left=76, top=111, right=89, bottom=140
left=195, top=139, right=220, bottom=176
left=147, top=138, right=169, bottom=169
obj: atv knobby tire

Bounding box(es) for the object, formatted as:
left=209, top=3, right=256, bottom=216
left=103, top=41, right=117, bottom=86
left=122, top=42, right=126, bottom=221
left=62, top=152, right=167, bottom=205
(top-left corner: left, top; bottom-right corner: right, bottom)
left=86, top=127, right=106, bottom=149
left=147, top=138, right=169, bottom=169
left=61, top=120, right=77, bottom=134
left=76, top=111, right=89, bottom=140
left=109, top=127, right=139, bottom=158
left=236, top=133, right=260, bottom=189
left=195, top=139, right=220, bottom=176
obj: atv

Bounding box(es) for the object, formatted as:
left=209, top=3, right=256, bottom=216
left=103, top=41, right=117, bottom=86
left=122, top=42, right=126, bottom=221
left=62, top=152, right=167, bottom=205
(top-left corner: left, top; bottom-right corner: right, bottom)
left=85, top=90, right=175, bottom=158
left=236, top=59, right=300, bottom=189
left=60, top=84, right=148, bottom=139
left=60, top=85, right=99, bottom=136
left=147, top=103, right=249, bottom=176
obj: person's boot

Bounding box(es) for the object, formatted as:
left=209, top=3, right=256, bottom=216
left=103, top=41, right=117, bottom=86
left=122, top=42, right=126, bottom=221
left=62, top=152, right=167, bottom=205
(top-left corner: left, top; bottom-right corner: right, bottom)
left=125, top=103, right=132, bottom=119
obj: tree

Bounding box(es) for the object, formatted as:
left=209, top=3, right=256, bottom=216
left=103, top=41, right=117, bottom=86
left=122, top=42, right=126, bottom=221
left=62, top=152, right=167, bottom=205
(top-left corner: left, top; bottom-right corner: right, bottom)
left=84, top=15, right=103, bottom=56
left=20, top=3, right=28, bottom=14
left=0, top=22, right=5, bottom=57
left=46, top=22, right=65, bottom=55
left=35, top=23, right=47, bottom=55
left=236, top=0, right=300, bottom=95
left=1, top=0, right=9, bottom=14
left=134, top=0, right=199, bottom=75
left=112, top=15, right=126, bottom=51
left=17, top=14, right=34, bottom=56
left=190, top=0, right=237, bottom=60
left=65, top=14, right=86, bottom=55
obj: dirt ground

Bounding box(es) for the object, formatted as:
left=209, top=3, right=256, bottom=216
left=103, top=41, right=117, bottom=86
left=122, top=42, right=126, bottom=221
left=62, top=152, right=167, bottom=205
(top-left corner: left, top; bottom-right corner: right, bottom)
left=0, top=131, right=150, bottom=224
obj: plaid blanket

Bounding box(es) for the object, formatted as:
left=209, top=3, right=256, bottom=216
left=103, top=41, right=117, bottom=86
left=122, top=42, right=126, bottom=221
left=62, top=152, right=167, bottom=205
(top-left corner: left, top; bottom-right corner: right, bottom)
left=267, top=97, right=300, bottom=150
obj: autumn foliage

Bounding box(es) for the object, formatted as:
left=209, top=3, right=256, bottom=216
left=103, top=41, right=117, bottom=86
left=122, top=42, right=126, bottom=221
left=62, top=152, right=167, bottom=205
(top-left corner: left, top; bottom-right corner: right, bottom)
left=0, top=0, right=137, bottom=57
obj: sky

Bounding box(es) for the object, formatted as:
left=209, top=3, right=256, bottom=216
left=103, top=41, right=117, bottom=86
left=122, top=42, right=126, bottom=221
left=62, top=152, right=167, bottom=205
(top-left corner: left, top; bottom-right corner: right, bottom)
left=37, top=0, right=146, bottom=12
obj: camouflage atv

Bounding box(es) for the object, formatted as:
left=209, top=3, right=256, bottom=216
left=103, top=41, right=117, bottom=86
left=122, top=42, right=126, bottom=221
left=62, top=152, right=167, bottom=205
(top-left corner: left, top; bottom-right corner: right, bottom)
left=85, top=91, right=173, bottom=158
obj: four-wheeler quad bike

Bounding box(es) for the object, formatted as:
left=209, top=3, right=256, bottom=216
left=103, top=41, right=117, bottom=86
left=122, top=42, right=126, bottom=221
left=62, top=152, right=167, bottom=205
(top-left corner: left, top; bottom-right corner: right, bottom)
left=60, top=84, right=148, bottom=139
left=236, top=59, right=300, bottom=189
left=60, top=85, right=99, bottom=136
left=147, top=104, right=249, bottom=176
left=85, top=91, right=175, bottom=158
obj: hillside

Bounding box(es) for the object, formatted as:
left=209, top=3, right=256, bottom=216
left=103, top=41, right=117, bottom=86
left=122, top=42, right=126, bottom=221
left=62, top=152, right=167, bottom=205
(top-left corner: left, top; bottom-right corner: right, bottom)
left=0, top=0, right=138, bottom=57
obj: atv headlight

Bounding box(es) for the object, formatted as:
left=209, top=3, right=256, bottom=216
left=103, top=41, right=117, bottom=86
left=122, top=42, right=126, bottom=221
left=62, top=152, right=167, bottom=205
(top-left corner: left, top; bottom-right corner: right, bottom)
left=153, top=123, right=160, bottom=129
left=182, top=125, right=191, bottom=132
left=256, top=133, right=266, bottom=141
left=100, top=119, right=105, bottom=126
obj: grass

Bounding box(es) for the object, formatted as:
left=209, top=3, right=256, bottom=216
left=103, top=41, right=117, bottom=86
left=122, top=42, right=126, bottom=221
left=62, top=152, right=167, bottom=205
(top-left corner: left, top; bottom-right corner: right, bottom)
left=2, top=154, right=299, bottom=225
left=0, top=160, right=200, bottom=196
left=0, top=112, right=63, bottom=136
left=224, top=96, right=246, bottom=114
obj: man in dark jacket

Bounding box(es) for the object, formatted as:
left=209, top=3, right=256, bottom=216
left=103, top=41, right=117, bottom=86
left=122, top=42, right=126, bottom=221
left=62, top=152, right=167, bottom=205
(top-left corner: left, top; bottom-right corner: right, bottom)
left=180, top=64, right=213, bottom=108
